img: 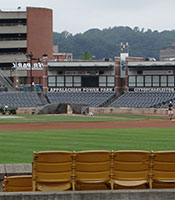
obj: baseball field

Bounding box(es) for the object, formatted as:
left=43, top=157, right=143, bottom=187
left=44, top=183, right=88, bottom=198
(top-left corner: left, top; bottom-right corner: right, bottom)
left=0, top=113, right=175, bottom=164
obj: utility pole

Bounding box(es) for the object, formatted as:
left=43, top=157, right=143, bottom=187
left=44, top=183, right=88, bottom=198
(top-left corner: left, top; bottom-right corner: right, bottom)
left=27, top=52, right=40, bottom=92
left=27, top=52, right=33, bottom=92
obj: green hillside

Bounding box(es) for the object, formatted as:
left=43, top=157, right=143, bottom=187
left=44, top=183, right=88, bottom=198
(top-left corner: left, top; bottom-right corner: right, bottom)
left=53, top=26, right=175, bottom=60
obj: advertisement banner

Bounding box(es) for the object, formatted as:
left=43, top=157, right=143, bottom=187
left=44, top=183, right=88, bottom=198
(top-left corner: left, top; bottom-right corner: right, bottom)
left=49, top=87, right=114, bottom=93
left=129, top=87, right=175, bottom=93
left=120, top=53, right=128, bottom=78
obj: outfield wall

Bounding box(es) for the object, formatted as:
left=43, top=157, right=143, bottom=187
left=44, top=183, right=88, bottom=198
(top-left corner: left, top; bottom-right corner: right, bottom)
left=91, top=107, right=168, bottom=115
left=17, top=107, right=168, bottom=115
left=0, top=190, right=175, bottom=200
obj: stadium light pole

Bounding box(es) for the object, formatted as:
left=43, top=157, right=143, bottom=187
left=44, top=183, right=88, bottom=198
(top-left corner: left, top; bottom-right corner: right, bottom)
left=27, top=52, right=33, bottom=92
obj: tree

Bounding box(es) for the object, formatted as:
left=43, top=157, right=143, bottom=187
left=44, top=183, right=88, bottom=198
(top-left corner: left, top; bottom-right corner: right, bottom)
left=79, top=51, right=91, bottom=60
left=53, top=26, right=175, bottom=60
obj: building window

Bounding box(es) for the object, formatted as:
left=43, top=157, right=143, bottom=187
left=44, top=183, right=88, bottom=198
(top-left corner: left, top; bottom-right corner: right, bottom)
left=128, top=76, right=136, bottom=87
left=99, top=76, right=106, bottom=87
left=128, top=75, right=175, bottom=88
left=160, top=76, right=167, bottom=87
left=74, top=76, right=81, bottom=87
left=107, top=76, right=114, bottom=87
left=65, top=76, right=72, bottom=87
left=168, top=76, right=174, bottom=86
left=48, top=76, right=56, bottom=87
left=57, top=76, right=64, bottom=87
left=145, top=76, right=152, bottom=87
left=137, top=76, right=144, bottom=87
left=153, top=76, right=159, bottom=86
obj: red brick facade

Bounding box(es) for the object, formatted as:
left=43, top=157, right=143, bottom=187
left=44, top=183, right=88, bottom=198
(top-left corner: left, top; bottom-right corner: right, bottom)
left=25, top=7, right=53, bottom=87
left=114, top=57, right=144, bottom=93
left=27, top=7, right=53, bottom=59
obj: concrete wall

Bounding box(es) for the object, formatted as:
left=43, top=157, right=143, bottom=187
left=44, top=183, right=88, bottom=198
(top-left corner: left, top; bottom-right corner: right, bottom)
left=0, top=25, right=26, bottom=34
left=91, top=107, right=168, bottom=115
left=0, top=190, right=175, bottom=200
left=0, top=54, right=27, bottom=64
left=17, top=107, right=168, bottom=115
left=0, top=164, right=175, bottom=199
left=0, top=40, right=27, bottom=49
left=0, top=164, right=32, bottom=192
left=17, top=107, right=37, bottom=114
left=0, top=11, right=26, bottom=19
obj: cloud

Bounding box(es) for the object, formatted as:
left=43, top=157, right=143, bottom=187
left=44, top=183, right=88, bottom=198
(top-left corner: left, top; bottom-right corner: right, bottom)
left=1, top=0, right=175, bottom=33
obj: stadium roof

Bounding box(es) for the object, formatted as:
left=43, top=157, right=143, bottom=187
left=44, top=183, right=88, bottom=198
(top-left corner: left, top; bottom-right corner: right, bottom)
left=48, top=61, right=114, bottom=69
left=127, top=61, right=175, bottom=68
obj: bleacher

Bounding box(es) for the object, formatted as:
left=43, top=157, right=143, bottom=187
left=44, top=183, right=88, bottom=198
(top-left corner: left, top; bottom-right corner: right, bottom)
left=0, top=92, right=43, bottom=108
left=109, top=92, right=175, bottom=108
left=47, top=92, right=116, bottom=107
left=1, top=91, right=175, bottom=109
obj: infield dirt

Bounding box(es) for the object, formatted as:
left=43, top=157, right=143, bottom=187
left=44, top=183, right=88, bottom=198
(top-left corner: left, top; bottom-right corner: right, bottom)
left=0, top=119, right=174, bottom=131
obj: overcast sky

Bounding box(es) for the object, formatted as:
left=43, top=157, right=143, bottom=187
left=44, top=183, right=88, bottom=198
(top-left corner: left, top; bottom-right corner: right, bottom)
left=1, top=0, right=175, bottom=34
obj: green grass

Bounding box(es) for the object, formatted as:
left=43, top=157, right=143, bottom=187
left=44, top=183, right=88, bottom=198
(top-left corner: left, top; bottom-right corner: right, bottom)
left=0, top=113, right=168, bottom=124
left=1, top=127, right=175, bottom=164
left=96, top=113, right=168, bottom=119
left=0, top=114, right=138, bottom=123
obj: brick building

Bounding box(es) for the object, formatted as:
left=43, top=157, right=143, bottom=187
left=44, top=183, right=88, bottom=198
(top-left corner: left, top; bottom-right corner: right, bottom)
left=0, top=7, right=53, bottom=88
left=160, top=45, right=175, bottom=61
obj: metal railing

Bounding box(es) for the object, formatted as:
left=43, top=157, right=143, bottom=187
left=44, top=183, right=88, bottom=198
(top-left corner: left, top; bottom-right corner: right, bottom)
left=0, top=23, right=26, bottom=26
left=0, top=37, right=26, bottom=41
left=0, top=69, right=15, bottom=91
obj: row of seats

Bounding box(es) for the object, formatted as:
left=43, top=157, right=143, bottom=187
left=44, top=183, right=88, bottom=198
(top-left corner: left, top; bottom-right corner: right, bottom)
left=0, top=92, right=43, bottom=108
left=109, top=92, right=175, bottom=108
left=1, top=91, right=175, bottom=108
left=3, top=150, right=175, bottom=192
left=47, top=92, right=116, bottom=107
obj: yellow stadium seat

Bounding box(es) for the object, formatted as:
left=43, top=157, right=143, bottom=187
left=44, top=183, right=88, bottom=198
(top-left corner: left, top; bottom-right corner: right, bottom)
left=3, top=175, right=32, bottom=192
left=32, top=151, right=73, bottom=191
left=113, top=150, right=152, bottom=189
left=152, top=151, right=175, bottom=189
left=75, top=150, right=112, bottom=190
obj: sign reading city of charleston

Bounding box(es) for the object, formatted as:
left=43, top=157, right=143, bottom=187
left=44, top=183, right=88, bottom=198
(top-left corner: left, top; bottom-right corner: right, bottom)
left=130, top=87, right=175, bottom=93
left=12, top=62, right=43, bottom=70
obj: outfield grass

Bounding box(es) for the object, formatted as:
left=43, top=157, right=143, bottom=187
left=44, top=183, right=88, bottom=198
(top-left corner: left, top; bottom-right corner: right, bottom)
left=1, top=127, right=175, bottom=164
left=96, top=113, right=168, bottom=119
left=0, top=113, right=168, bottom=124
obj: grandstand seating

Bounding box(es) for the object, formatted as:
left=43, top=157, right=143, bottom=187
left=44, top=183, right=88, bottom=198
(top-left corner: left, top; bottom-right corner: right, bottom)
left=152, top=151, right=175, bottom=188
left=3, top=175, right=32, bottom=192
left=75, top=150, right=111, bottom=190
left=32, top=151, right=73, bottom=191
left=47, top=92, right=116, bottom=107
left=1, top=90, right=175, bottom=109
left=113, top=151, right=152, bottom=189
left=0, top=92, right=43, bottom=108
left=1, top=91, right=174, bottom=109
left=109, top=92, right=175, bottom=108
left=3, top=150, right=175, bottom=192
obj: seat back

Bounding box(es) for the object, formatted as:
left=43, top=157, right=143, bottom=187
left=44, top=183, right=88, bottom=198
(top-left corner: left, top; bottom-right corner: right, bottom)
left=75, top=150, right=111, bottom=190
left=113, top=150, right=151, bottom=188
left=3, top=175, right=32, bottom=192
left=152, top=151, right=175, bottom=188
left=32, top=151, right=73, bottom=191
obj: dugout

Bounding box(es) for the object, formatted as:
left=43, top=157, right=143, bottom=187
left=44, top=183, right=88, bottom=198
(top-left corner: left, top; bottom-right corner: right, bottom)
left=38, top=103, right=89, bottom=115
